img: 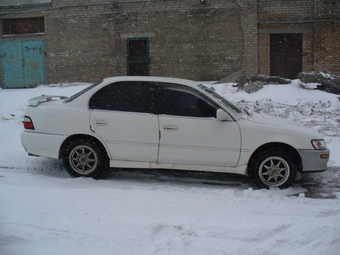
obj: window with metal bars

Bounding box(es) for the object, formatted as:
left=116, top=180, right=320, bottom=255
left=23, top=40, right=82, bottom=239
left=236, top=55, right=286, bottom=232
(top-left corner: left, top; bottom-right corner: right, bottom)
left=2, top=17, right=45, bottom=35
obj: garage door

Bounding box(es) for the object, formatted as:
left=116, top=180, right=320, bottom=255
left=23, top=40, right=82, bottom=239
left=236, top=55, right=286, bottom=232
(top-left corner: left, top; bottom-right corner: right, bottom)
left=1, top=39, right=47, bottom=88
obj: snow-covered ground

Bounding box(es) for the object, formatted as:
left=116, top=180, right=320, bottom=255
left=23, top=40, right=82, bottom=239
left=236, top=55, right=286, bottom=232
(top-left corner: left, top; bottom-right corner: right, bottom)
left=0, top=80, right=339, bottom=255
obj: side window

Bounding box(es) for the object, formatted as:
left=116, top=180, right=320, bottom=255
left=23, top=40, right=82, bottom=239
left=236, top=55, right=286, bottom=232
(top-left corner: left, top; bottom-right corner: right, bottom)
left=158, top=84, right=217, bottom=118
left=89, top=81, right=156, bottom=114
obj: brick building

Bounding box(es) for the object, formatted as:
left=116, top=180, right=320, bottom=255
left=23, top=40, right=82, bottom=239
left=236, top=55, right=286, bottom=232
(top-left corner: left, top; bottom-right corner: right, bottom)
left=258, top=0, right=340, bottom=79
left=0, top=0, right=339, bottom=88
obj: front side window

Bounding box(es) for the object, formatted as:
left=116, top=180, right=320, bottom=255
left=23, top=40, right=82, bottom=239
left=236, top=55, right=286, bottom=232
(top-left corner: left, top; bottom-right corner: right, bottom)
left=89, top=81, right=156, bottom=114
left=158, top=84, right=217, bottom=118
left=198, top=84, right=242, bottom=114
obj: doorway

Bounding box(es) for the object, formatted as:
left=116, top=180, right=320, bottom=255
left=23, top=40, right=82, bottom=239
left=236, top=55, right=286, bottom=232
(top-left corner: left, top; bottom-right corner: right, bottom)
left=270, top=33, right=302, bottom=79
left=127, top=38, right=150, bottom=76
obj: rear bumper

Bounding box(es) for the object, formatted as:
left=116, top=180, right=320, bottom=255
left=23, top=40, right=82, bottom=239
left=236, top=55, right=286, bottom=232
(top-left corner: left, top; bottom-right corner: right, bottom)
left=297, top=149, right=330, bottom=173
left=21, top=131, right=66, bottom=159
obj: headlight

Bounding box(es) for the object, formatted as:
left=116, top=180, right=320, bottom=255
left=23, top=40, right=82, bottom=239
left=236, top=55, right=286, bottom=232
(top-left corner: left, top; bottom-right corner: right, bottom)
left=311, top=139, right=327, bottom=150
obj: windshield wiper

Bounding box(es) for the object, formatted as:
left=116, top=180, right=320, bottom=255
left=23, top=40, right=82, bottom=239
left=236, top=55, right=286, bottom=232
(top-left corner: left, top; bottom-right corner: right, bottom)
left=243, top=108, right=252, bottom=117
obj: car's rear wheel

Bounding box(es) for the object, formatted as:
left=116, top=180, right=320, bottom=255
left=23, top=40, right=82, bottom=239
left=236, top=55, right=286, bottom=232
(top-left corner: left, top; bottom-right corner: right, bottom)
left=249, top=147, right=297, bottom=189
left=63, top=139, right=108, bottom=178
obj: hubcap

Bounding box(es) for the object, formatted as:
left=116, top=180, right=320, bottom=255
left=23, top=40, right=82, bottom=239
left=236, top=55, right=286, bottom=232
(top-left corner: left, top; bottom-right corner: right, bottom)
left=69, top=145, right=98, bottom=175
left=259, top=156, right=290, bottom=187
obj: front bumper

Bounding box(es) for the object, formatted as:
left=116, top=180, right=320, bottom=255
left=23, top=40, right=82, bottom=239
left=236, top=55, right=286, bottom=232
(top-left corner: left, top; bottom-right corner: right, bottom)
left=297, top=149, right=330, bottom=173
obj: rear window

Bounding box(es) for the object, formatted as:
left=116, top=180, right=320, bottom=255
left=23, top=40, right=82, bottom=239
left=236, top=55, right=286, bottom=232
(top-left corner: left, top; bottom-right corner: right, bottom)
left=64, top=82, right=100, bottom=103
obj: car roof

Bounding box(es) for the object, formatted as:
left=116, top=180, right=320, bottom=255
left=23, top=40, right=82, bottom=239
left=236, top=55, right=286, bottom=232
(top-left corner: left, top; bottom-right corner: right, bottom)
left=102, top=76, right=201, bottom=88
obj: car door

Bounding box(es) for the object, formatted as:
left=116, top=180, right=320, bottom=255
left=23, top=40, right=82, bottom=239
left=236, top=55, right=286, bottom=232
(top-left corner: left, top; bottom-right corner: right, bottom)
left=89, top=81, right=159, bottom=162
left=157, top=83, right=241, bottom=167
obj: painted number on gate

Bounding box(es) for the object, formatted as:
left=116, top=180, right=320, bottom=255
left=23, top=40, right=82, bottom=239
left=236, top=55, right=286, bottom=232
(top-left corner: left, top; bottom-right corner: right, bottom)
left=25, top=45, right=43, bottom=52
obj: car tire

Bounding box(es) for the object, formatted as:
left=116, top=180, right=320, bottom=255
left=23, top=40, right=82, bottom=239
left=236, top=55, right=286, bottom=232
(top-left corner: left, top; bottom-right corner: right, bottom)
left=249, top=147, right=297, bottom=189
left=63, top=139, right=108, bottom=178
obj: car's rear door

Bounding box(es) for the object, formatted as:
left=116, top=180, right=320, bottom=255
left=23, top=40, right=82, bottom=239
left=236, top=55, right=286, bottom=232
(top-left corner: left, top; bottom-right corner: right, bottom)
left=157, top=83, right=241, bottom=167
left=89, top=81, right=159, bottom=162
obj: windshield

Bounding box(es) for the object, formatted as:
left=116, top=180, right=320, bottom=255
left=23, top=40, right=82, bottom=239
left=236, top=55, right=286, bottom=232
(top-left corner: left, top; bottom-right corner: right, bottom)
left=198, top=84, right=243, bottom=114
left=64, top=81, right=100, bottom=103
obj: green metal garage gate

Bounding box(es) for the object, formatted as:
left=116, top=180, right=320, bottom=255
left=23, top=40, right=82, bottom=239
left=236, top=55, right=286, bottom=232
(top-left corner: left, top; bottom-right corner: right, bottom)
left=1, top=39, right=47, bottom=88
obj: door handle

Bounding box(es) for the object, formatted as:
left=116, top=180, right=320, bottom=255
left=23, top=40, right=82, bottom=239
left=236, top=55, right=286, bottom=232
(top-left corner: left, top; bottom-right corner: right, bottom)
left=93, top=120, right=108, bottom=126
left=163, top=125, right=178, bottom=131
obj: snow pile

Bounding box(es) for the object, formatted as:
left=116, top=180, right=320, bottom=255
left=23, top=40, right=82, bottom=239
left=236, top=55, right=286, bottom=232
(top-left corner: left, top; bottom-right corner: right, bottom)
left=0, top=80, right=340, bottom=255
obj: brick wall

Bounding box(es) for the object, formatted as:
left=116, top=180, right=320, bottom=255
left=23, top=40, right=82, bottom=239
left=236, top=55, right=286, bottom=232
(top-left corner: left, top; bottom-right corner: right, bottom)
left=258, top=0, right=340, bottom=76
left=258, top=0, right=315, bottom=20
left=313, top=21, right=340, bottom=73
left=0, top=0, right=258, bottom=84
left=1, top=0, right=338, bottom=86
left=258, top=33, right=270, bottom=75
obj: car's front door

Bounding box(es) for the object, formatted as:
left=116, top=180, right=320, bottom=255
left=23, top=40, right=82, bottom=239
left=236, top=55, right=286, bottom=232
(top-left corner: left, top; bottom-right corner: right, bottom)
left=89, top=81, right=159, bottom=162
left=157, top=83, right=241, bottom=167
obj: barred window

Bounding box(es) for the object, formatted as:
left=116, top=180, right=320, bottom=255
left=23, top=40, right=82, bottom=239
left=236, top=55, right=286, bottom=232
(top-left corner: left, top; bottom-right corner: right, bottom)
left=2, top=17, right=45, bottom=35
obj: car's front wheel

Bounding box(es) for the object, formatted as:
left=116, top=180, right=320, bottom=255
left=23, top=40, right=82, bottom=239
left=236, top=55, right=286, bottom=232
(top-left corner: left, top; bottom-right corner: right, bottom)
left=63, top=139, right=108, bottom=178
left=249, top=147, right=298, bottom=189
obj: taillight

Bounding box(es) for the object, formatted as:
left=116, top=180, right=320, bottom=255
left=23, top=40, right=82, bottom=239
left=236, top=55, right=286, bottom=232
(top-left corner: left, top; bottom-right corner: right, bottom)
left=23, top=116, right=35, bottom=130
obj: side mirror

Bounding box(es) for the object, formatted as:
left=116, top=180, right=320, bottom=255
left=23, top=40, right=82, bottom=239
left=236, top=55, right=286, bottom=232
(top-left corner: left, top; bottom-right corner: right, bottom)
left=216, top=109, right=232, bottom=121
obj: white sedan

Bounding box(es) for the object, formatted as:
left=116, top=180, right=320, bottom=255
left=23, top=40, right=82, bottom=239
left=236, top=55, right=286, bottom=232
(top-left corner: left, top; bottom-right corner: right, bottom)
left=21, top=76, right=330, bottom=188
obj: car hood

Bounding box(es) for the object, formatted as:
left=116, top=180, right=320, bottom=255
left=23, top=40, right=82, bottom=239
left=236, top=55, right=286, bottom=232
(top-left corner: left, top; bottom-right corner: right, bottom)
left=246, top=113, right=322, bottom=137
left=247, top=113, right=297, bottom=126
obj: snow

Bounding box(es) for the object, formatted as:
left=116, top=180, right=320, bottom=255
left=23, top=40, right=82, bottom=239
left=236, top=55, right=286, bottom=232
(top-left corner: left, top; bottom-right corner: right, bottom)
left=1, top=80, right=340, bottom=255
